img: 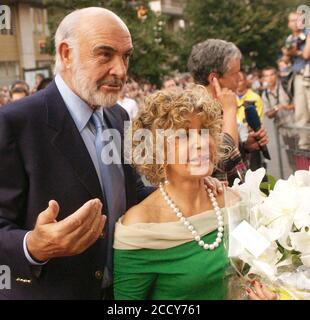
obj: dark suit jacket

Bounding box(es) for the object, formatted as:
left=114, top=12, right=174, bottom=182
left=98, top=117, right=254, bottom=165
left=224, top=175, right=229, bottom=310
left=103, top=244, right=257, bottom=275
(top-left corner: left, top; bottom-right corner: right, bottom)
left=0, top=81, right=153, bottom=300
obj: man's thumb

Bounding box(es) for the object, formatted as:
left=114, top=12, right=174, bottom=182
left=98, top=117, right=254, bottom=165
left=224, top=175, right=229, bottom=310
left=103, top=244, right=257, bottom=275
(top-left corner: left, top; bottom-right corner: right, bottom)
left=37, top=200, right=60, bottom=225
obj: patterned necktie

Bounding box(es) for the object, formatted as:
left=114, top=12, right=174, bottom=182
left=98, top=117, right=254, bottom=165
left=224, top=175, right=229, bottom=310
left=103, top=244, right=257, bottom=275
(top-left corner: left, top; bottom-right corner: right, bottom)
left=91, top=110, right=126, bottom=218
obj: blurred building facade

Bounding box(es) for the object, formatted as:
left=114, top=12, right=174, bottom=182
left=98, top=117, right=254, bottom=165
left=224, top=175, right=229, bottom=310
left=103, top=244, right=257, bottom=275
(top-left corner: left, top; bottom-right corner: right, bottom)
left=0, top=0, right=186, bottom=86
left=0, top=0, right=53, bottom=85
left=150, top=0, right=186, bottom=31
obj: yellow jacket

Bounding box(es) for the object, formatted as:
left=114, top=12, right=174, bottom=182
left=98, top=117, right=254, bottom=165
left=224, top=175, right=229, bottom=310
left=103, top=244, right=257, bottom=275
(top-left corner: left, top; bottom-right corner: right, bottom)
left=236, top=89, right=264, bottom=124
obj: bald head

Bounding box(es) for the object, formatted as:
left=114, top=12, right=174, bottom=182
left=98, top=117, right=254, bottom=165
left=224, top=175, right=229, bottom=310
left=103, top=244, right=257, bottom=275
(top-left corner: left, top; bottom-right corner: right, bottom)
left=53, top=7, right=133, bottom=108
left=54, top=7, right=131, bottom=74
left=74, top=7, right=129, bottom=35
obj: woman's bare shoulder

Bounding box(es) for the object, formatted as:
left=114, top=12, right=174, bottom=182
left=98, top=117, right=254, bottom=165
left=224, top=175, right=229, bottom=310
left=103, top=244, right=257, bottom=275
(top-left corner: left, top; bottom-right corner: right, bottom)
left=122, top=205, right=149, bottom=226
left=122, top=190, right=163, bottom=226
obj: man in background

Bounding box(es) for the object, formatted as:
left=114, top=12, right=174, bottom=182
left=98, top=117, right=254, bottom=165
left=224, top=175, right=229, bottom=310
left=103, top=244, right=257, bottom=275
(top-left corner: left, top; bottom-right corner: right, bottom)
left=10, top=87, right=29, bottom=102
left=236, top=71, right=264, bottom=124
left=262, top=66, right=295, bottom=170
left=161, top=76, right=177, bottom=91
left=11, top=80, right=30, bottom=95
left=118, top=84, right=139, bottom=119
left=0, top=86, right=10, bottom=106
left=282, top=11, right=310, bottom=149
left=188, top=39, right=269, bottom=184
left=236, top=71, right=265, bottom=170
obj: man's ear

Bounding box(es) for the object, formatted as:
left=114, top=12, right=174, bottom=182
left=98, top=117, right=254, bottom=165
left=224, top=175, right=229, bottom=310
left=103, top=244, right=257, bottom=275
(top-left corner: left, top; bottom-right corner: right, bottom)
left=208, top=72, right=218, bottom=85
left=59, top=42, right=72, bottom=69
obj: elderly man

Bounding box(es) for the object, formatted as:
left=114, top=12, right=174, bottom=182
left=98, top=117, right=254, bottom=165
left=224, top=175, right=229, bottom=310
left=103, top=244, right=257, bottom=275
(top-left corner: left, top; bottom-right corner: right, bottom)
left=0, top=7, right=154, bottom=300
left=188, top=39, right=269, bottom=184
left=0, top=7, right=224, bottom=300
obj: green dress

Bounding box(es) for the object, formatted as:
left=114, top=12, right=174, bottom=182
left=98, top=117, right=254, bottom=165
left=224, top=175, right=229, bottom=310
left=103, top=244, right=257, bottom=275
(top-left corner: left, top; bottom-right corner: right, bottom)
left=113, top=208, right=230, bottom=300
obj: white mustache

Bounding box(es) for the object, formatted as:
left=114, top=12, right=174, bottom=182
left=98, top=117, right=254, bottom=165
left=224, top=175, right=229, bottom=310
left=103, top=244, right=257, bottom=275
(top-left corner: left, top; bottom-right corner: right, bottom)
left=97, top=79, right=124, bottom=88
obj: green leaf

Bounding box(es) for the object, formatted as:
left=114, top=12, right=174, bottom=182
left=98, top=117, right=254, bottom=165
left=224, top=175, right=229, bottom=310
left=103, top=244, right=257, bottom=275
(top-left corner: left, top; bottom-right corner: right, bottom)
left=276, top=240, right=285, bottom=254
left=292, top=254, right=303, bottom=268
left=260, top=174, right=277, bottom=196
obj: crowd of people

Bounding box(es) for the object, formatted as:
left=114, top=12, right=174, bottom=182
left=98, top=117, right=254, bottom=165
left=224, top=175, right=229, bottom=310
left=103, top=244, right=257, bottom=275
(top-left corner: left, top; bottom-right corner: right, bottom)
left=0, top=7, right=309, bottom=301
left=1, top=11, right=309, bottom=163
left=0, top=74, right=52, bottom=107
left=118, top=11, right=309, bottom=176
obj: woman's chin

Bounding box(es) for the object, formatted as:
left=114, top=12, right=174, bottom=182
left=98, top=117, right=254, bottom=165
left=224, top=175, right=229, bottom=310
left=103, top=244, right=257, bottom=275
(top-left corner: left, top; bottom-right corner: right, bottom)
left=188, top=164, right=213, bottom=177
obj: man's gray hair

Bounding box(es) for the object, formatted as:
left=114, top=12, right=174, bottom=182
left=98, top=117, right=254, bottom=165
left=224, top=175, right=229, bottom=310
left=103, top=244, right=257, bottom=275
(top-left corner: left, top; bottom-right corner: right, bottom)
left=187, top=39, right=242, bottom=86
left=53, top=9, right=81, bottom=75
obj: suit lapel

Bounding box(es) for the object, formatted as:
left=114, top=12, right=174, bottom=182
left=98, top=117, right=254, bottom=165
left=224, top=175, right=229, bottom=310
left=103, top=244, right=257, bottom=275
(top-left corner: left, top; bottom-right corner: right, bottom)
left=44, top=81, right=104, bottom=202
left=102, top=107, right=124, bottom=136
left=103, top=107, right=136, bottom=210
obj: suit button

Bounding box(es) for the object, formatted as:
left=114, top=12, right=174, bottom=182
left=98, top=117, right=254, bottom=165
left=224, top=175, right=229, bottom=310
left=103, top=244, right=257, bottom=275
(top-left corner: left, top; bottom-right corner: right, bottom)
left=95, top=270, right=103, bottom=280
left=99, top=232, right=105, bottom=239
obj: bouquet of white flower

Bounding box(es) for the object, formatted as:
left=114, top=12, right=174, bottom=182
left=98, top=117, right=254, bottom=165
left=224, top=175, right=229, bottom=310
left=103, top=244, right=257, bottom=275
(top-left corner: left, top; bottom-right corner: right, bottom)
left=225, top=168, right=310, bottom=300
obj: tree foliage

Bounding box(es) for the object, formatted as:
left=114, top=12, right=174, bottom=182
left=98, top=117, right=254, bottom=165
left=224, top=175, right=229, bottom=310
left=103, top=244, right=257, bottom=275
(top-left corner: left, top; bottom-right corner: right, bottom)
left=44, top=0, right=303, bottom=83
left=179, top=0, right=302, bottom=70
left=44, top=0, right=180, bottom=85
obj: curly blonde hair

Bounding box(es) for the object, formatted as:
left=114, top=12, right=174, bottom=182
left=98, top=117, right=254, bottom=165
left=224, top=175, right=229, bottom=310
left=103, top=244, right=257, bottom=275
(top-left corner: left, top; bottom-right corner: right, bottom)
left=131, top=85, right=223, bottom=186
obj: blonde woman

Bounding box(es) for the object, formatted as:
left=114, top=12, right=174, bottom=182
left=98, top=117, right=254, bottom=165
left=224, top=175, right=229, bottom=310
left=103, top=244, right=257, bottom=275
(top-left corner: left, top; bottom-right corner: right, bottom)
left=113, top=86, right=277, bottom=300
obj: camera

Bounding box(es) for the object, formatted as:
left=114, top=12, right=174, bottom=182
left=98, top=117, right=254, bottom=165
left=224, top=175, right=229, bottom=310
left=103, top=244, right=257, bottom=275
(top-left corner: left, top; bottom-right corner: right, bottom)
left=285, top=32, right=306, bottom=49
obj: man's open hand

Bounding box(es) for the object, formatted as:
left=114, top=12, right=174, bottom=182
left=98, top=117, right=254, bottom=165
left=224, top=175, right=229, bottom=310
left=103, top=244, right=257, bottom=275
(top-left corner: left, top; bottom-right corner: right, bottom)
left=26, top=199, right=106, bottom=262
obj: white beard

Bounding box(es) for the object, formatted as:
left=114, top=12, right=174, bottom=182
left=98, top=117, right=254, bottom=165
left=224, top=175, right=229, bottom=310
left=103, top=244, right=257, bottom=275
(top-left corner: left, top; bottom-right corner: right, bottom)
left=71, top=63, right=121, bottom=108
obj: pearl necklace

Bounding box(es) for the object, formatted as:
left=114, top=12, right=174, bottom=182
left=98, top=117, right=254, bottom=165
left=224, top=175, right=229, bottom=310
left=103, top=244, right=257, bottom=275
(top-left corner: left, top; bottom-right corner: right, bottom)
left=159, top=182, right=224, bottom=250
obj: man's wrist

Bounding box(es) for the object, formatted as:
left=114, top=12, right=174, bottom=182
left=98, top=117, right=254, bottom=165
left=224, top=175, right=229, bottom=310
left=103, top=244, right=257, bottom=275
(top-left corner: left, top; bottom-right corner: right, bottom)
left=25, top=231, right=49, bottom=264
